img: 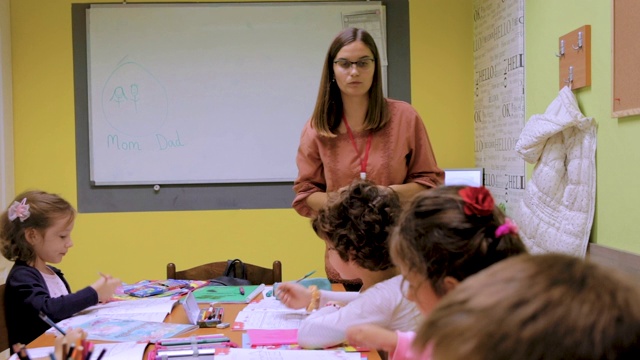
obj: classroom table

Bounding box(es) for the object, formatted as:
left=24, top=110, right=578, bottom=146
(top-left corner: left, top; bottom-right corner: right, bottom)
left=28, top=285, right=383, bottom=360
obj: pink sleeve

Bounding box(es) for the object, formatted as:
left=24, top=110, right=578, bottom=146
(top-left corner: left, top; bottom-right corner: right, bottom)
left=292, top=122, right=325, bottom=217
left=389, top=331, right=416, bottom=360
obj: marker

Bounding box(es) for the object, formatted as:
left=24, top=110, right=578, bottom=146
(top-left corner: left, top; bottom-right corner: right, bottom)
left=38, top=311, right=66, bottom=335
left=217, top=307, right=224, bottom=322
left=95, top=348, right=107, bottom=360
left=239, top=287, right=245, bottom=295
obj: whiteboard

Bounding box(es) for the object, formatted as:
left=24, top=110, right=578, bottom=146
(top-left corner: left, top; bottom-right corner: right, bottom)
left=87, top=2, right=386, bottom=185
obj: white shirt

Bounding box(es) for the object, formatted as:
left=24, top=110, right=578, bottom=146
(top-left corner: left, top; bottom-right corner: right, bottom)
left=297, top=275, right=422, bottom=349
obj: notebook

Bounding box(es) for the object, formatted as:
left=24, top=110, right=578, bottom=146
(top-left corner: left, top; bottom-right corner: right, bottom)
left=192, top=284, right=265, bottom=304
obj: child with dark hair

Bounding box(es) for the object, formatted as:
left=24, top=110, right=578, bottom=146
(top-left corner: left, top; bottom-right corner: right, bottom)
left=277, top=180, right=421, bottom=349
left=418, top=253, right=640, bottom=360
left=347, top=186, right=527, bottom=359
left=1, top=190, right=121, bottom=347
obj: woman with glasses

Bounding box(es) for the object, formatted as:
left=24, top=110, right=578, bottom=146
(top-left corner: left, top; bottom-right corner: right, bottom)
left=293, top=27, right=444, bottom=290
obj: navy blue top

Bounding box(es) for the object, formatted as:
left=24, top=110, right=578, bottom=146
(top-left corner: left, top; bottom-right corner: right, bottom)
left=5, top=260, right=98, bottom=347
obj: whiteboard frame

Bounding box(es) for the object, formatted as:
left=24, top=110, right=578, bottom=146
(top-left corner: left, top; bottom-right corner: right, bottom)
left=72, top=1, right=411, bottom=212
left=86, top=2, right=386, bottom=186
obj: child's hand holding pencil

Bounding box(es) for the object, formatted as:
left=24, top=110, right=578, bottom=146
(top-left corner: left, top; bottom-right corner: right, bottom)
left=91, top=272, right=122, bottom=303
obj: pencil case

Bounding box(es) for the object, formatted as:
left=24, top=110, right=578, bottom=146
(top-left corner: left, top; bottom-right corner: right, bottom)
left=127, top=285, right=167, bottom=297
left=156, top=335, right=231, bottom=346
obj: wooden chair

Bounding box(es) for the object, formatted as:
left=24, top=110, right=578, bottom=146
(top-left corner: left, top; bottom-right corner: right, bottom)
left=167, top=260, right=282, bottom=285
left=0, top=283, right=9, bottom=354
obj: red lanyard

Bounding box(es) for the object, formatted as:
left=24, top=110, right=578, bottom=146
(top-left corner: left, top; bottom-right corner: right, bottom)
left=343, top=115, right=373, bottom=180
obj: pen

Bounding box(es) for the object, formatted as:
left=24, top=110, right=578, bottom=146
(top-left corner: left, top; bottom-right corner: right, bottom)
left=295, top=270, right=316, bottom=283
left=239, top=286, right=245, bottom=295
left=38, top=311, right=66, bottom=335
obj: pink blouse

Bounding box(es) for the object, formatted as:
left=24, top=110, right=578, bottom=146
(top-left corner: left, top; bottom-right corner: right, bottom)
left=293, top=99, right=444, bottom=217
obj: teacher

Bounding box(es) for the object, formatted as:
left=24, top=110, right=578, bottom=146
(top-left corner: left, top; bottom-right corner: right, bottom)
left=293, top=28, right=444, bottom=290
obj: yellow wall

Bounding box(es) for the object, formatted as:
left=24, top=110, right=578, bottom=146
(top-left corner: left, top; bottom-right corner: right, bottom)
left=526, top=1, right=640, bottom=253
left=8, top=0, right=474, bottom=289
left=411, top=1, right=475, bottom=167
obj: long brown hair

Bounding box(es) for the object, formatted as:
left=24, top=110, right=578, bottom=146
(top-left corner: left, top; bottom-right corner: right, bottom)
left=0, top=190, right=75, bottom=263
left=310, top=27, right=388, bottom=137
left=390, top=186, right=527, bottom=296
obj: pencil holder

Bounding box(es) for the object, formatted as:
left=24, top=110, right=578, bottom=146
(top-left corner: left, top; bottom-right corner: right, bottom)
left=197, top=307, right=223, bottom=328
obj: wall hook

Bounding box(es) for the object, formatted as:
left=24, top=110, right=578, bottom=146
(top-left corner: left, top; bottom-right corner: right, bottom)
left=564, top=66, right=574, bottom=89
left=555, top=39, right=565, bottom=57
left=572, top=31, right=583, bottom=50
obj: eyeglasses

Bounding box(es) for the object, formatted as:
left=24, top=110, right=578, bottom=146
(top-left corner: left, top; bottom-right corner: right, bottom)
left=333, top=57, right=375, bottom=71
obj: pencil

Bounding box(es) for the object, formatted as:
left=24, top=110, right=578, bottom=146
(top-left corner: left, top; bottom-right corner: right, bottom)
left=66, top=343, right=75, bottom=360
left=295, top=270, right=316, bottom=283
left=85, top=342, right=94, bottom=360
left=38, top=311, right=66, bottom=335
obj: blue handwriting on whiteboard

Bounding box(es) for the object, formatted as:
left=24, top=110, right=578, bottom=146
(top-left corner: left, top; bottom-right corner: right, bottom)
left=156, top=131, right=185, bottom=150
left=107, top=134, right=142, bottom=151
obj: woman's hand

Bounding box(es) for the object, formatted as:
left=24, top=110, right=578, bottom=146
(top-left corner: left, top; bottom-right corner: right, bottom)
left=275, top=282, right=312, bottom=310
left=346, top=324, right=398, bottom=352
left=91, top=273, right=122, bottom=303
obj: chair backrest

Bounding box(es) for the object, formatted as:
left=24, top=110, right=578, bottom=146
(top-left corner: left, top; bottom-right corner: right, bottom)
left=167, top=260, right=282, bottom=285
left=0, top=283, right=9, bottom=353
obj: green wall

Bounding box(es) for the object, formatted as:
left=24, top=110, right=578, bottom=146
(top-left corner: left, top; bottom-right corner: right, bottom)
left=8, top=0, right=474, bottom=289
left=526, top=0, right=640, bottom=253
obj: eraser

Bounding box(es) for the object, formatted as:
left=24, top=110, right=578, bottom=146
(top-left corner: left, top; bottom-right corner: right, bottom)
left=216, top=322, right=230, bottom=329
